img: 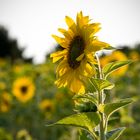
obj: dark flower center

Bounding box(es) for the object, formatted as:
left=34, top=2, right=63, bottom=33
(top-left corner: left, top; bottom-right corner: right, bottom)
left=3, top=99, right=10, bottom=106
left=45, top=105, right=52, bottom=112
left=20, top=135, right=26, bottom=140
left=21, top=86, right=28, bottom=94
left=68, top=36, right=85, bottom=69
left=110, top=59, right=117, bottom=63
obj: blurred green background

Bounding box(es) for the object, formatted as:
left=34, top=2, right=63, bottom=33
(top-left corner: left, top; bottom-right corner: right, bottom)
left=0, top=26, right=140, bottom=140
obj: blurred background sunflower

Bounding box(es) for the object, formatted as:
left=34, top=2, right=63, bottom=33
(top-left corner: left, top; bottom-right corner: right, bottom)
left=12, top=77, right=35, bottom=103
left=0, top=92, right=12, bottom=113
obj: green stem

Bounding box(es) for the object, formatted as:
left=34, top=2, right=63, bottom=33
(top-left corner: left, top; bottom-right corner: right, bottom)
left=95, top=53, right=106, bottom=140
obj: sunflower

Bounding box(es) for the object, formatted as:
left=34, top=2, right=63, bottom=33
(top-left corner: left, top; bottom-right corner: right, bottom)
left=0, top=92, right=12, bottom=113
left=12, top=77, right=35, bottom=103
left=100, top=51, right=128, bottom=76
left=0, top=58, right=6, bottom=67
left=39, top=99, right=54, bottom=112
left=129, top=51, right=139, bottom=61
left=16, top=129, right=32, bottom=140
left=50, top=11, right=110, bottom=93
left=0, top=81, right=6, bottom=90
left=12, top=64, right=24, bottom=73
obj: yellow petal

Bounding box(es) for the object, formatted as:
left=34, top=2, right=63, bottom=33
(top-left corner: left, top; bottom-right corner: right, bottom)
left=65, top=16, right=77, bottom=33
left=84, top=23, right=101, bottom=38
left=86, top=40, right=110, bottom=53
left=84, top=63, right=96, bottom=76
left=70, top=78, right=85, bottom=94
left=52, top=35, right=68, bottom=48
left=93, top=40, right=110, bottom=50
left=56, top=59, right=69, bottom=76
left=76, top=53, right=84, bottom=61
left=86, top=53, right=97, bottom=64
left=55, top=77, right=67, bottom=88
left=58, top=28, right=73, bottom=39
left=50, top=50, right=67, bottom=63
left=76, top=11, right=89, bottom=29
left=65, top=16, right=75, bottom=27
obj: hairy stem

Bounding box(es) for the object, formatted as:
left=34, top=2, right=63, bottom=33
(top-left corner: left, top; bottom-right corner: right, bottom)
left=95, top=53, right=106, bottom=140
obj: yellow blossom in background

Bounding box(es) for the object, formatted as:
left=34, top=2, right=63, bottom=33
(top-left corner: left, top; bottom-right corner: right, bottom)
left=100, top=51, right=128, bottom=76
left=0, top=58, right=6, bottom=67
left=12, top=64, right=24, bottom=73
left=0, top=92, right=12, bottom=113
left=50, top=11, right=110, bottom=93
left=0, top=71, right=7, bottom=78
left=55, top=92, right=65, bottom=101
left=129, top=51, right=140, bottom=61
left=39, top=99, right=54, bottom=112
left=0, top=81, right=6, bottom=90
left=12, top=77, right=35, bottom=103
left=16, top=129, right=32, bottom=140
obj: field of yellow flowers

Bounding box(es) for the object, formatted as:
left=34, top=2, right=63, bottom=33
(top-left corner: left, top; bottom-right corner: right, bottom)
left=0, top=45, right=140, bottom=140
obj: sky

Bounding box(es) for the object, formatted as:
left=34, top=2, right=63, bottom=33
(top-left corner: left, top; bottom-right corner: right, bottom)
left=0, top=0, right=140, bottom=63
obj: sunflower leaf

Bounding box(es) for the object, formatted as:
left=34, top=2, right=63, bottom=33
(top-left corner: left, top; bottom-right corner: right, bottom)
left=103, top=60, right=132, bottom=78
left=100, top=98, right=133, bottom=119
left=106, top=127, right=126, bottom=140
left=46, top=112, right=100, bottom=135
left=90, top=78, right=114, bottom=92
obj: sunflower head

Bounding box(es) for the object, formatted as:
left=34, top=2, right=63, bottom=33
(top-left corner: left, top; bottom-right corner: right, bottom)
left=16, top=129, right=32, bottom=140
left=39, top=99, right=54, bottom=112
left=12, top=77, right=35, bottom=103
left=50, top=11, right=110, bottom=93
left=0, top=82, right=6, bottom=90
left=0, top=92, right=12, bottom=113
left=129, top=51, right=140, bottom=61
left=0, top=58, right=6, bottom=67
left=12, top=65, right=23, bottom=73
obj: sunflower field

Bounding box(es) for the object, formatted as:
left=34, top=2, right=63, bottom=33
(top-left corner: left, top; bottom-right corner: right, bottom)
left=0, top=44, right=139, bottom=140
left=0, top=12, right=140, bottom=140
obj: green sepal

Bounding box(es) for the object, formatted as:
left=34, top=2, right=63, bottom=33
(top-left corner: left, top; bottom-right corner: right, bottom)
left=90, top=78, right=114, bottom=92
left=106, top=127, right=126, bottom=140
left=100, top=98, right=133, bottom=119
left=46, top=112, right=100, bottom=136
left=102, top=60, right=132, bottom=78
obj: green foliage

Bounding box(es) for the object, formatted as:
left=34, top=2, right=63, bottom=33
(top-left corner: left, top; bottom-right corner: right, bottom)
left=106, top=127, right=125, bottom=140
left=90, top=78, right=114, bottom=92
left=74, top=101, right=97, bottom=113
left=100, top=98, right=133, bottom=119
left=0, top=43, right=139, bottom=140
left=73, top=93, right=98, bottom=106
left=102, top=60, right=132, bottom=78
left=0, top=128, right=13, bottom=140
left=79, top=130, right=92, bottom=140
left=47, top=53, right=133, bottom=140
left=0, top=59, right=74, bottom=140
left=47, top=112, right=100, bottom=136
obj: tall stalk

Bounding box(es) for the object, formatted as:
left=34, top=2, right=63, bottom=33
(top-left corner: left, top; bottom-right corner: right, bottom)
left=96, top=53, right=106, bottom=140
